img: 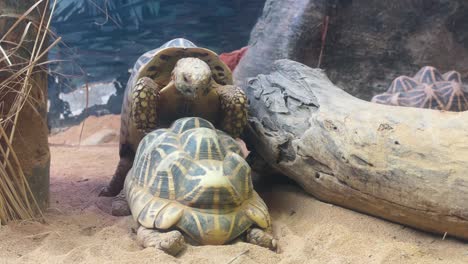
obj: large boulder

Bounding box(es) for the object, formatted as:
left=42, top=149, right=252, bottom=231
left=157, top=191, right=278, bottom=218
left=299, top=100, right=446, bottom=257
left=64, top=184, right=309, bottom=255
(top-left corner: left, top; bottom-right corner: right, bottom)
left=235, top=0, right=468, bottom=100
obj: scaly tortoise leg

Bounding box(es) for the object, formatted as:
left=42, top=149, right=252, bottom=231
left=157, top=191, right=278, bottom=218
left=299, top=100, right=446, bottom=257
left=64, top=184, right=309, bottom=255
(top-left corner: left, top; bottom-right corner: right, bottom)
left=217, top=84, right=248, bottom=138
left=217, top=85, right=249, bottom=156
left=111, top=189, right=131, bottom=216
left=245, top=228, right=277, bottom=251
left=136, top=226, right=186, bottom=256
left=100, top=77, right=160, bottom=197
left=99, top=152, right=133, bottom=197
left=132, top=77, right=160, bottom=133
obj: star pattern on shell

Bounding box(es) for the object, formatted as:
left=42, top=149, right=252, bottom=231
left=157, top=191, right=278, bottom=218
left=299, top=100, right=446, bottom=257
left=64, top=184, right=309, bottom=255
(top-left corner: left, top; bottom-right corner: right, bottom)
left=371, top=66, right=468, bottom=112
left=124, top=117, right=271, bottom=246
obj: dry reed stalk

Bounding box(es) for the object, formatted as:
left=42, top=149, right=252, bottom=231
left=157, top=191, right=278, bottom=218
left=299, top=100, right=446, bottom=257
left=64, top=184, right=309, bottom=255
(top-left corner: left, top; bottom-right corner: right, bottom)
left=0, top=0, right=59, bottom=224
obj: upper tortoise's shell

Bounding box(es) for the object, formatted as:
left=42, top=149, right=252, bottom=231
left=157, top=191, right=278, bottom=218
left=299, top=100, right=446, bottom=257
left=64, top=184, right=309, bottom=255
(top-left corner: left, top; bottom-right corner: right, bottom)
left=124, top=117, right=270, bottom=245
left=128, top=38, right=233, bottom=89
left=372, top=66, right=468, bottom=112
left=119, top=38, right=234, bottom=152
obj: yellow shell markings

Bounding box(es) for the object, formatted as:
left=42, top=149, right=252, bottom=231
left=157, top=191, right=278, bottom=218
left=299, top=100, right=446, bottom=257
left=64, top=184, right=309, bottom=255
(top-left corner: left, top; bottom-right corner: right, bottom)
left=113, top=42, right=251, bottom=232
left=176, top=205, right=242, bottom=244
left=125, top=118, right=269, bottom=245
left=213, top=138, right=224, bottom=158
left=179, top=161, right=243, bottom=207
left=144, top=148, right=183, bottom=200
left=138, top=132, right=176, bottom=186
left=126, top=42, right=249, bottom=144
left=189, top=210, right=205, bottom=239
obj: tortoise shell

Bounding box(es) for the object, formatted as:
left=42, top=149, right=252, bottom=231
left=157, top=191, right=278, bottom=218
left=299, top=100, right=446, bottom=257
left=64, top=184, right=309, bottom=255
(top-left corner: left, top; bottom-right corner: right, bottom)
left=371, top=66, right=468, bottom=112
left=119, top=38, right=235, bottom=162
left=128, top=38, right=233, bottom=89
left=124, top=117, right=271, bottom=245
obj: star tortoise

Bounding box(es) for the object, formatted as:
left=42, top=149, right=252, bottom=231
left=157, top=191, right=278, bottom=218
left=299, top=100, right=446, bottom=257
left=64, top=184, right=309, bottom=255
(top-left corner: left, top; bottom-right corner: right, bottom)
left=124, top=117, right=276, bottom=255
left=100, top=38, right=249, bottom=198
left=371, top=66, right=468, bottom=111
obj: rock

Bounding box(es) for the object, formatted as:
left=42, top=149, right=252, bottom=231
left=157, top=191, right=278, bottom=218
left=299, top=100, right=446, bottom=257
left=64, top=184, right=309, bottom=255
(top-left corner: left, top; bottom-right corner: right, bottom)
left=81, top=129, right=118, bottom=146
left=235, top=0, right=468, bottom=100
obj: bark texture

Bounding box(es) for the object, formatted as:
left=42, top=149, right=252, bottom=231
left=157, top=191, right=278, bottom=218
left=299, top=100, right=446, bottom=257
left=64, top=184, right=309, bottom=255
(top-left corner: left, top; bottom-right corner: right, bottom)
left=246, top=59, right=468, bottom=240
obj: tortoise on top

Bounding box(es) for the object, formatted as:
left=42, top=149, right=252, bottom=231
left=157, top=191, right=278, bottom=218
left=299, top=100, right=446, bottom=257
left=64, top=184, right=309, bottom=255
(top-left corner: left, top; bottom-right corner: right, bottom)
left=371, top=66, right=468, bottom=111
left=100, top=38, right=249, bottom=200
left=124, top=117, right=276, bottom=255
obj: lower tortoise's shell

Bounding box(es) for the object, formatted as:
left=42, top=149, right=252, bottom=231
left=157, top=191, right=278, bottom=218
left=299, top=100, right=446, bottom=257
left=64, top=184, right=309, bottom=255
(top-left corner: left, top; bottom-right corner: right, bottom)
left=124, top=117, right=271, bottom=245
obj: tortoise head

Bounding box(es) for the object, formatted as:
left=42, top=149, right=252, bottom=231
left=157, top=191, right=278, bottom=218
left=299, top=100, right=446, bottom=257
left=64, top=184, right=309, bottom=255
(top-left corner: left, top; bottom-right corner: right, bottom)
left=172, top=57, right=212, bottom=100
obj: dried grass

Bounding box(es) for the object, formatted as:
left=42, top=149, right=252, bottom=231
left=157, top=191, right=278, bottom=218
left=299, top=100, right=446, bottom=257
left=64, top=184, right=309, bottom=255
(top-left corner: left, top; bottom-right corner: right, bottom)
left=0, top=0, right=60, bottom=224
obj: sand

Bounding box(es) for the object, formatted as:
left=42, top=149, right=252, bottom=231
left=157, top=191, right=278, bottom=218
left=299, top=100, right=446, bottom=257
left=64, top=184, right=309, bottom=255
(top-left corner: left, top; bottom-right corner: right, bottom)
left=1, top=115, right=467, bottom=264
left=48, top=115, right=121, bottom=146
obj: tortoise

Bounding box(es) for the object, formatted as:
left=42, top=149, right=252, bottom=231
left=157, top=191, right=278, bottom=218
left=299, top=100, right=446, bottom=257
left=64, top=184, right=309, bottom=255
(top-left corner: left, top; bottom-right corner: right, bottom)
left=123, top=117, right=276, bottom=255
left=371, top=66, right=468, bottom=111
left=100, top=38, right=249, bottom=203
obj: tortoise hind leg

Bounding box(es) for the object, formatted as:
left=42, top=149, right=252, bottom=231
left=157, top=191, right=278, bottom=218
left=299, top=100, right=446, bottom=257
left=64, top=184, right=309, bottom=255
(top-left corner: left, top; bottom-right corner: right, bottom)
left=132, top=77, right=160, bottom=133
left=246, top=228, right=277, bottom=251
left=217, top=85, right=248, bottom=138
left=111, top=189, right=131, bottom=216
left=137, top=226, right=186, bottom=256
left=99, top=151, right=133, bottom=197
left=100, top=77, right=160, bottom=197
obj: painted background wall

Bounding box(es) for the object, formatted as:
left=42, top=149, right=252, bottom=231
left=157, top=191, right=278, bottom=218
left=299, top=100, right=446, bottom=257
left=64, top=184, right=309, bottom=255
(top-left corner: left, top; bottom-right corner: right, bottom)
left=48, top=0, right=265, bottom=128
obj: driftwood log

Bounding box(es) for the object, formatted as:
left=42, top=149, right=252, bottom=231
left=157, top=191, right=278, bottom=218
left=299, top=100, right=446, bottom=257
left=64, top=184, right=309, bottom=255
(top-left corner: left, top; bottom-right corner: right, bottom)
left=245, top=59, right=468, bottom=240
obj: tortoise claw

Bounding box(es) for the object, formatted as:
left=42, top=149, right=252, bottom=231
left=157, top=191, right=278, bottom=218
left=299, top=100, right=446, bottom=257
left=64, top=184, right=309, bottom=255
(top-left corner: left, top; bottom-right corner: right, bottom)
left=137, top=226, right=186, bottom=256
left=235, top=138, right=250, bottom=158
left=101, top=156, right=133, bottom=197
left=246, top=228, right=277, bottom=251
left=98, top=186, right=115, bottom=197
left=111, top=191, right=131, bottom=216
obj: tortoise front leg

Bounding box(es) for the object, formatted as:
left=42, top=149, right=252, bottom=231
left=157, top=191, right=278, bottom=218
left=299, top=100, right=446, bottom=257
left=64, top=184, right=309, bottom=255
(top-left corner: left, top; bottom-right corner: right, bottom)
left=217, top=85, right=248, bottom=138
left=245, top=228, right=277, bottom=251
left=217, top=85, right=250, bottom=157
left=132, top=77, right=160, bottom=133
left=136, top=226, right=186, bottom=256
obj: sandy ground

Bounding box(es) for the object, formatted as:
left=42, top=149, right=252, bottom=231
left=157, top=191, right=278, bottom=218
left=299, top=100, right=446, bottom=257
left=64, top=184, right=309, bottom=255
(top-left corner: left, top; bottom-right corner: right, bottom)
left=1, top=115, right=467, bottom=264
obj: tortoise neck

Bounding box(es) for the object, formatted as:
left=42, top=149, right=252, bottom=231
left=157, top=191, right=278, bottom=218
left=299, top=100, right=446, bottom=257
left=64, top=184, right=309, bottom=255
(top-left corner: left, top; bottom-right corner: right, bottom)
left=191, top=77, right=217, bottom=98
left=159, top=80, right=175, bottom=95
